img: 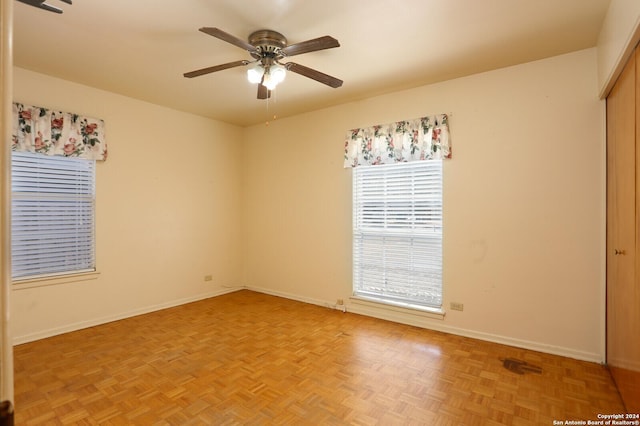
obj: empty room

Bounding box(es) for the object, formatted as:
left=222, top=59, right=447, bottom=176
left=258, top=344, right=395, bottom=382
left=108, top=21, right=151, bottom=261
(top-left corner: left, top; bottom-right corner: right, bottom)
left=1, top=0, right=639, bottom=424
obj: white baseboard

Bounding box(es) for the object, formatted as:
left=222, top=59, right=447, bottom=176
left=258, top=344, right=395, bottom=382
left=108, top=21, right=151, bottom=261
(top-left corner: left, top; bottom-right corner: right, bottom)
left=13, top=286, right=244, bottom=345
left=247, top=285, right=603, bottom=364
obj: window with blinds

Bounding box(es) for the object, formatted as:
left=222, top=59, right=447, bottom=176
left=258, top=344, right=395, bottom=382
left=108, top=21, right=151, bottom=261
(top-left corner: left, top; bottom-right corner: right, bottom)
left=11, top=151, right=96, bottom=280
left=352, top=160, right=443, bottom=308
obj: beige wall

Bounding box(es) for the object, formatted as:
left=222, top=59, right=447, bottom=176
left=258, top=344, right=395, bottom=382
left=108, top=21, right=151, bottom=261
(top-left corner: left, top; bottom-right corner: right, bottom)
left=243, top=48, right=606, bottom=362
left=12, top=68, right=245, bottom=343
left=12, top=48, right=606, bottom=362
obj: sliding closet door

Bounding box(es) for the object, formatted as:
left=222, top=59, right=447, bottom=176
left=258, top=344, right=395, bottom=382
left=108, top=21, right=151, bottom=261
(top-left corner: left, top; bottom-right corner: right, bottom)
left=606, top=46, right=640, bottom=413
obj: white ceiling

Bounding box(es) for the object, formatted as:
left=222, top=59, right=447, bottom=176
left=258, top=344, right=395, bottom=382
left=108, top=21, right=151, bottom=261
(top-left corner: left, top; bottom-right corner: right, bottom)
left=13, top=0, right=611, bottom=127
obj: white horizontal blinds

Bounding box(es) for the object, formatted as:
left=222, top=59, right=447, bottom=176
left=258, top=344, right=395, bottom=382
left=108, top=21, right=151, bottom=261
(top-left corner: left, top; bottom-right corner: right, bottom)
left=11, top=152, right=96, bottom=279
left=353, top=161, right=443, bottom=307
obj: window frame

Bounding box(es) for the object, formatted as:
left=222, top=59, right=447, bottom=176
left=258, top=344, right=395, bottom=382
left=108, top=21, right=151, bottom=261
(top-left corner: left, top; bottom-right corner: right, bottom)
left=351, top=160, right=443, bottom=312
left=11, top=151, right=97, bottom=284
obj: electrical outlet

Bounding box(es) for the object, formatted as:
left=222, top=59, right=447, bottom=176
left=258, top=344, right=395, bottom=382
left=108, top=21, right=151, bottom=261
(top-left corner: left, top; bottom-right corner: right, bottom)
left=336, top=299, right=344, bottom=306
left=204, top=275, right=213, bottom=282
left=450, top=302, right=464, bottom=311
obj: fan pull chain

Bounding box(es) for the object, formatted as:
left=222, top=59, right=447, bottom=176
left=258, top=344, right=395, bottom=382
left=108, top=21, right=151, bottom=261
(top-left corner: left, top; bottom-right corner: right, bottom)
left=266, top=116, right=278, bottom=126
left=265, top=90, right=278, bottom=126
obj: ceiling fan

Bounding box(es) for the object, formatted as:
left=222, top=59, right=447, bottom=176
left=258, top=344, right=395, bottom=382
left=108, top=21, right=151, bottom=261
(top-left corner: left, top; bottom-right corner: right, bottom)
left=16, top=0, right=71, bottom=14
left=184, top=27, right=343, bottom=99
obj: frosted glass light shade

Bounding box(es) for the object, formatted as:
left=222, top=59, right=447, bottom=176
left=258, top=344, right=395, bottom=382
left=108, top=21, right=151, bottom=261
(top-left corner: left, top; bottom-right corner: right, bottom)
left=270, top=64, right=286, bottom=84
left=247, top=63, right=265, bottom=84
left=262, top=73, right=277, bottom=90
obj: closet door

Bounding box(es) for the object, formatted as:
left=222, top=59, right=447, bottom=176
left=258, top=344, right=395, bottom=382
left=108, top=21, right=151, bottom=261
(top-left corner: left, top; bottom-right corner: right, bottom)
left=606, top=46, right=640, bottom=413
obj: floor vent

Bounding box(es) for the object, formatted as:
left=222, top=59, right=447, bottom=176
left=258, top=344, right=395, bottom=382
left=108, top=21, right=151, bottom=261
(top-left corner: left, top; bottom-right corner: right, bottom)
left=500, top=358, right=542, bottom=375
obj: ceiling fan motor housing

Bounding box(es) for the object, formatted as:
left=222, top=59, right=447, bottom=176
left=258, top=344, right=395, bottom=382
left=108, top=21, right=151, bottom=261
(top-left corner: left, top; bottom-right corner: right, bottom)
left=249, top=30, right=287, bottom=62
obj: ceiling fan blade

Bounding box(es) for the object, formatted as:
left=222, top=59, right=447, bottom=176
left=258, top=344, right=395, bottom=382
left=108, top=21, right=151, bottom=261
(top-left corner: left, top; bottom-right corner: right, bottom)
left=199, top=27, right=258, bottom=54
left=257, top=83, right=271, bottom=100
left=183, top=60, right=248, bottom=78
left=285, top=62, right=343, bottom=88
left=16, top=0, right=64, bottom=13
left=280, top=36, right=340, bottom=57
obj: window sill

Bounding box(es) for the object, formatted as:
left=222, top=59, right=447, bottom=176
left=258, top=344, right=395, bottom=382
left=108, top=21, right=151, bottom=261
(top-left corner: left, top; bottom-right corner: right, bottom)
left=349, top=295, right=445, bottom=320
left=12, top=271, right=101, bottom=290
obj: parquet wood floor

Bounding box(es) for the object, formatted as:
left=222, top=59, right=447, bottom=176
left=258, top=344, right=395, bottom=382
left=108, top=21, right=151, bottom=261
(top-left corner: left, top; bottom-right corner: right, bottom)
left=14, top=290, right=625, bottom=425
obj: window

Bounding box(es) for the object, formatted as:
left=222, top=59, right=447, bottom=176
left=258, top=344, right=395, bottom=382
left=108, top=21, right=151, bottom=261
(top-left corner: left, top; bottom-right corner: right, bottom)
left=352, top=160, right=443, bottom=309
left=11, top=152, right=96, bottom=280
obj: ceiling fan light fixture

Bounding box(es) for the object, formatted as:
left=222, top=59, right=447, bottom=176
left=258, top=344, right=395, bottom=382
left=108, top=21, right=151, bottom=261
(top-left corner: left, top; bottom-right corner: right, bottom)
left=246, top=62, right=265, bottom=84
left=260, top=63, right=286, bottom=91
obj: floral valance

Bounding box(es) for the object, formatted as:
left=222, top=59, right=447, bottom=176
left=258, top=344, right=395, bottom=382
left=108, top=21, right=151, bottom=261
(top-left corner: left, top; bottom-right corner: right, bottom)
left=343, top=114, right=450, bottom=168
left=12, top=102, right=108, bottom=161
